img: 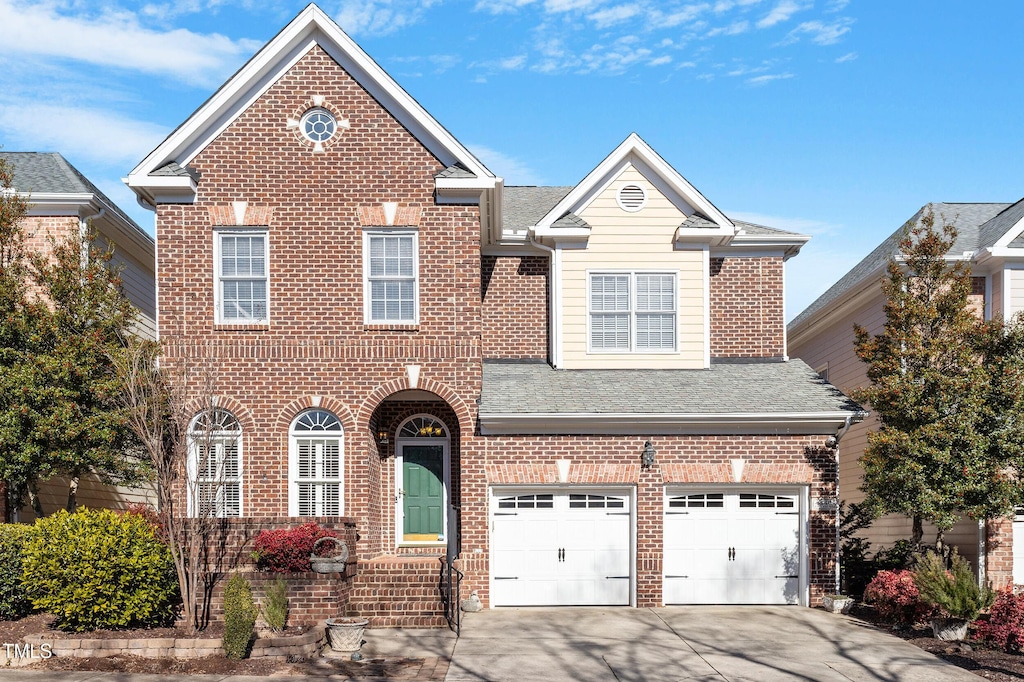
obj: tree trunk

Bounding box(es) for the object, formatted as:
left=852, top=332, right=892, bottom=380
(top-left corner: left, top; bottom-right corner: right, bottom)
left=911, top=515, right=924, bottom=550
left=66, top=476, right=79, bottom=512
left=27, top=482, right=44, bottom=519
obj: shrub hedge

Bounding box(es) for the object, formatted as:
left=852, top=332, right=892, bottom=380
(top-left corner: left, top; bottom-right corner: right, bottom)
left=0, top=523, right=34, bottom=620
left=21, top=508, right=177, bottom=631
left=223, top=574, right=257, bottom=659
left=253, top=523, right=338, bottom=573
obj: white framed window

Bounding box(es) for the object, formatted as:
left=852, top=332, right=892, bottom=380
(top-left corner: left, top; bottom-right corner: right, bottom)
left=187, top=408, right=242, bottom=517
left=215, top=229, right=269, bottom=324
left=363, top=230, right=418, bottom=324
left=289, top=409, right=344, bottom=516
left=588, top=271, right=676, bottom=352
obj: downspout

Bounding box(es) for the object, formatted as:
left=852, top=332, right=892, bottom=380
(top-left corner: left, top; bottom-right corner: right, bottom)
left=80, top=205, right=106, bottom=268
left=529, top=232, right=558, bottom=368
left=832, top=414, right=854, bottom=595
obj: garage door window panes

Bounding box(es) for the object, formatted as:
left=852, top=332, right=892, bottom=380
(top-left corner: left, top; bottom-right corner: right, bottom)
left=739, top=493, right=795, bottom=509
left=569, top=494, right=624, bottom=509
left=669, top=493, right=724, bottom=508
left=498, top=494, right=554, bottom=509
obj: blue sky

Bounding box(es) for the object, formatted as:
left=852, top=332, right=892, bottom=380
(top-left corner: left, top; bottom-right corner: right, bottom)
left=1, top=0, right=1022, bottom=320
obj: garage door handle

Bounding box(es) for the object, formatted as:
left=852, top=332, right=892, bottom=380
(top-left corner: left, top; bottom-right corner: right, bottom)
left=728, top=547, right=735, bottom=560
left=606, top=511, right=630, bottom=515
left=605, top=576, right=629, bottom=579
left=494, top=576, right=518, bottom=580
left=494, top=512, right=518, bottom=516
left=775, top=575, right=799, bottom=579
left=665, top=575, right=689, bottom=579
left=776, top=511, right=799, bottom=515
left=666, top=511, right=689, bottom=515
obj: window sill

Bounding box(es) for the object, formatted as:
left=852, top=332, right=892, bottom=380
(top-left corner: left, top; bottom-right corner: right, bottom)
left=364, top=323, right=419, bottom=332
left=214, top=322, right=270, bottom=331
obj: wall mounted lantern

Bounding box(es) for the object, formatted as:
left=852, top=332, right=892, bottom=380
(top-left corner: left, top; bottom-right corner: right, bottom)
left=377, top=430, right=389, bottom=447
left=642, top=440, right=656, bottom=468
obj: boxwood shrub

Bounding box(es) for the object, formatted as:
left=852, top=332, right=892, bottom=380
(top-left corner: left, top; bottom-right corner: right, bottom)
left=0, top=523, right=34, bottom=620
left=21, top=508, right=178, bottom=631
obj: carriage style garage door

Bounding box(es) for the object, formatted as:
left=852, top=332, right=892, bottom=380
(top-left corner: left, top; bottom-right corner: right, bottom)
left=663, top=489, right=802, bottom=605
left=491, top=489, right=632, bottom=606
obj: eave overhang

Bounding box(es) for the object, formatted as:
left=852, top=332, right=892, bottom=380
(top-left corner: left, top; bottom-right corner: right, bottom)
left=479, top=410, right=866, bottom=436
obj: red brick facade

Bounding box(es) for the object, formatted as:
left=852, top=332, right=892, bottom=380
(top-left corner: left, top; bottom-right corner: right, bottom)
left=146, top=24, right=842, bottom=626
left=710, top=256, right=786, bottom=359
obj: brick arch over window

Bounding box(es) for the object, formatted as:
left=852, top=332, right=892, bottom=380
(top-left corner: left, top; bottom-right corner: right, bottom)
left=274, top=396, right=357, bottom=435
left=184, top=396, right=255, bottom=433
left=359, top=377, right=473, bottom=437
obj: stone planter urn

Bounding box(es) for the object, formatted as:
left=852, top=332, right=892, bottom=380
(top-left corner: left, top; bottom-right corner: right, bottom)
left=822, top=595, right=853, bottom=614
left=324, top=617, right=369, bottom=652
left=931, top=617, right=969, bottom=641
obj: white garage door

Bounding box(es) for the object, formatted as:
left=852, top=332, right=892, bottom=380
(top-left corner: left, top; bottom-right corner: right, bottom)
left=491, top=489, right=632, bottom=606
left=664, top=490, right=801, bottom=605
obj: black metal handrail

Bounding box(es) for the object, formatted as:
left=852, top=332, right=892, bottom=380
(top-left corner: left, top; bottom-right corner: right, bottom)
left=439, top=555, right=464, bottom=635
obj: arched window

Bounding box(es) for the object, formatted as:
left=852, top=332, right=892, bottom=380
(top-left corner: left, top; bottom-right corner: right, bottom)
left=289, top=409, right=344, bottom=516
left=188, top=408, right=242, bottom=517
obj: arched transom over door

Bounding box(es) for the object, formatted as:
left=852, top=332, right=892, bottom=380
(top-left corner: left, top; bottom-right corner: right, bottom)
left=395, top=415, right=450, bottom=545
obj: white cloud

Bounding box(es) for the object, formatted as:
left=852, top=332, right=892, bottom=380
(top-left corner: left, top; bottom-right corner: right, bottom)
left=500, top=54, right=529, bottom=69
left=782, top=18, right=854, bottom=45
left=467, top=144, right=545, bottom=185
left=706, top=20, right=750, bottom=37
left=334, top=0, right=438, bottom=36
left=755, top=0, right=807, bottom=29
left=835, top=51, right=857, bottom=63
left=473, top=0, right=538, bottom=13
left=746, top=72, right=792, bottom=85
left=825, top=0, right=850, bottom=12
left=544, top=0, right=603, bottom=11
left=589, top=3, right=641, bottom=28
left=648, top=55, right=672, bottom=66
left=0, top=0, right=260, bottom=87
left=0, top=102, right=167, bottom=166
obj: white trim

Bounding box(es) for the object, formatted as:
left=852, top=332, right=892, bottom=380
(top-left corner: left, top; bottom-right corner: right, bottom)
left=126, top=5, right=494, bottom=204
left=288, top=409, right=345, bottom=517
left=480, top=411, right=864, bottom=436
left=186, top=412, right=243, bottom=518
left=553, top=245, right=564, bottom=367
left=363, top=229, right=419, bottom=325
left=702, top=245, right=711, bottom=368
left=213, top=228, right=270, bottom=325
left=395, top=414, right=451, bottom=547
left=534, top=133, right=732, bottom=236
left=993, top=213, right=1024, bottom=248
left=1006, top=267, right=1014, bottom=321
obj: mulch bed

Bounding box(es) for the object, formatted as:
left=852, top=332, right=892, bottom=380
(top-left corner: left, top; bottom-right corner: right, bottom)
left=848, top=603, right=1024, bottom=682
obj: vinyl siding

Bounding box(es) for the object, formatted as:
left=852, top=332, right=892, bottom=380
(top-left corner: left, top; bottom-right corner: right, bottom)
left=1009, top=266, right=1024, bottom=318
left=561, top=165, right=705, bottom=369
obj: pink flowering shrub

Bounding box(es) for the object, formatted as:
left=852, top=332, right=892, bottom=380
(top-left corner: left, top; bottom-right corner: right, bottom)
left=252, top=523, right=338, bottom=573
left=974, top=588, right=1024, bottom=653
left=864, top=569, right=930, bottom=624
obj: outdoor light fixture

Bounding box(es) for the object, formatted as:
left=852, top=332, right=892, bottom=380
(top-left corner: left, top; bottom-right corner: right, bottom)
left=378, top=430, right=389, bottom=446
left=642, top=440, right=656, bottom=468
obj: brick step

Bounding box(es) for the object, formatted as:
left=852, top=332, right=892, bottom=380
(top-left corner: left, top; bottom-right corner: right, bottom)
left=348, top=555, right=452, bottom=628
left=367, top=614, right=448, bottom=629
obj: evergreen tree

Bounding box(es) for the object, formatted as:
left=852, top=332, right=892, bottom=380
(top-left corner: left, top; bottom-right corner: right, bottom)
left=853, top=210, right=1024, bottom=552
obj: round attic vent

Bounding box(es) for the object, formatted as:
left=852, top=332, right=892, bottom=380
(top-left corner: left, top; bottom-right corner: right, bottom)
left=617, top=184, right=647, bottom=212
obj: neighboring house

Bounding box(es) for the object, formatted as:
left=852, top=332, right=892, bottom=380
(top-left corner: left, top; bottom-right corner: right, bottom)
left=789, top=200, right=1024, bottom=587
left=0, top=151, right=157, bottom=519
left=125, top=4, right=863, bottom=625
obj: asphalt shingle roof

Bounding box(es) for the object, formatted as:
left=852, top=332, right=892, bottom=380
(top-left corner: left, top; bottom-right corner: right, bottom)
left=502, top=186, right=574, bottom=234
left=480, top=359, right=862, bottom=416
left=435, top=163, right=476, bottom=179
left=789, top=202, right=1011, bottom=331
left=979, top=197, right=1024, bottom=248
left=0, top=152, right=143, bottom=233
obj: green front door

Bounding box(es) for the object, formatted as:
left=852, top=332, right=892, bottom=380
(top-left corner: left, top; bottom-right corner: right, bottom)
left=402, top=445, right=444, bottom=541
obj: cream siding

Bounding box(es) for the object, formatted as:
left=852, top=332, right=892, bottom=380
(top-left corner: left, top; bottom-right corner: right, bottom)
left=790, top=288, right=979, bottom=565
left=992, top=270, right=1005, bottom=321
left=561, top=165, right=705, bottom=369
left=17, top=476, right=157, bottom=522
left=1008, top=267, right=1024, bottom=318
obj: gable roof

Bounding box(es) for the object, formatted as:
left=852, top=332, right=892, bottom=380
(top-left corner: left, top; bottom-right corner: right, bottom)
left=788, top=202, right=1012, bottom=332
left=532, top=133, right=734, bottom=242
left=126, top=3, right=494, bottom=206
left=480, top=359, right=864, bottom=435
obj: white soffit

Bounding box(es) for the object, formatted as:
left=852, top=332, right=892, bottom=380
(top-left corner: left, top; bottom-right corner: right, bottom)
left=127, top=4, right=494, bottom=194
left=533, top=132, right=734, bottom=235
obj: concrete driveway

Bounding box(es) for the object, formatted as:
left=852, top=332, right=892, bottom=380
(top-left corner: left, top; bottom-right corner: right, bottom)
left=443, top=606, right=981, bottom=682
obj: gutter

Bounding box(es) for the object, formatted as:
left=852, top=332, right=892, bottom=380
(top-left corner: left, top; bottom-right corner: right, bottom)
left=529, top=232, right=560, bottom=368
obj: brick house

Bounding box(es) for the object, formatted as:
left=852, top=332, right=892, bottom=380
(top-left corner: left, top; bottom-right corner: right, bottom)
left=789, top=200, right=1024, bottom=588
left=126, top=4, right=862, bottom=626
left=0, top=152, right=156, bottom=520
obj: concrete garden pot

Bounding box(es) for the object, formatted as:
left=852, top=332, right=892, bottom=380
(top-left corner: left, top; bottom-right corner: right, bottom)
left=324, top=617, right=368, bottom=652
left=822, top=595, right=853, bottom=614
left=931, top=617, right=969, bottom=641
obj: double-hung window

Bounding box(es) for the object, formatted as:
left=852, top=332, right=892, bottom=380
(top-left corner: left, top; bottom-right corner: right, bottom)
left=188, top=409, right=242, bottom=517
left=289, top=410, right=344, bottom=516
left=364, top=231, right=417, bottom=324
left=215, top=230, right=268, bottom=324
left=589, top=272, right=676, bottom=352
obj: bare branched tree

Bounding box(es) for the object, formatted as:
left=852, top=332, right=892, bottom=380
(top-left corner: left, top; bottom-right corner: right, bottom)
left=113, top=338, right=234, bottom=633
